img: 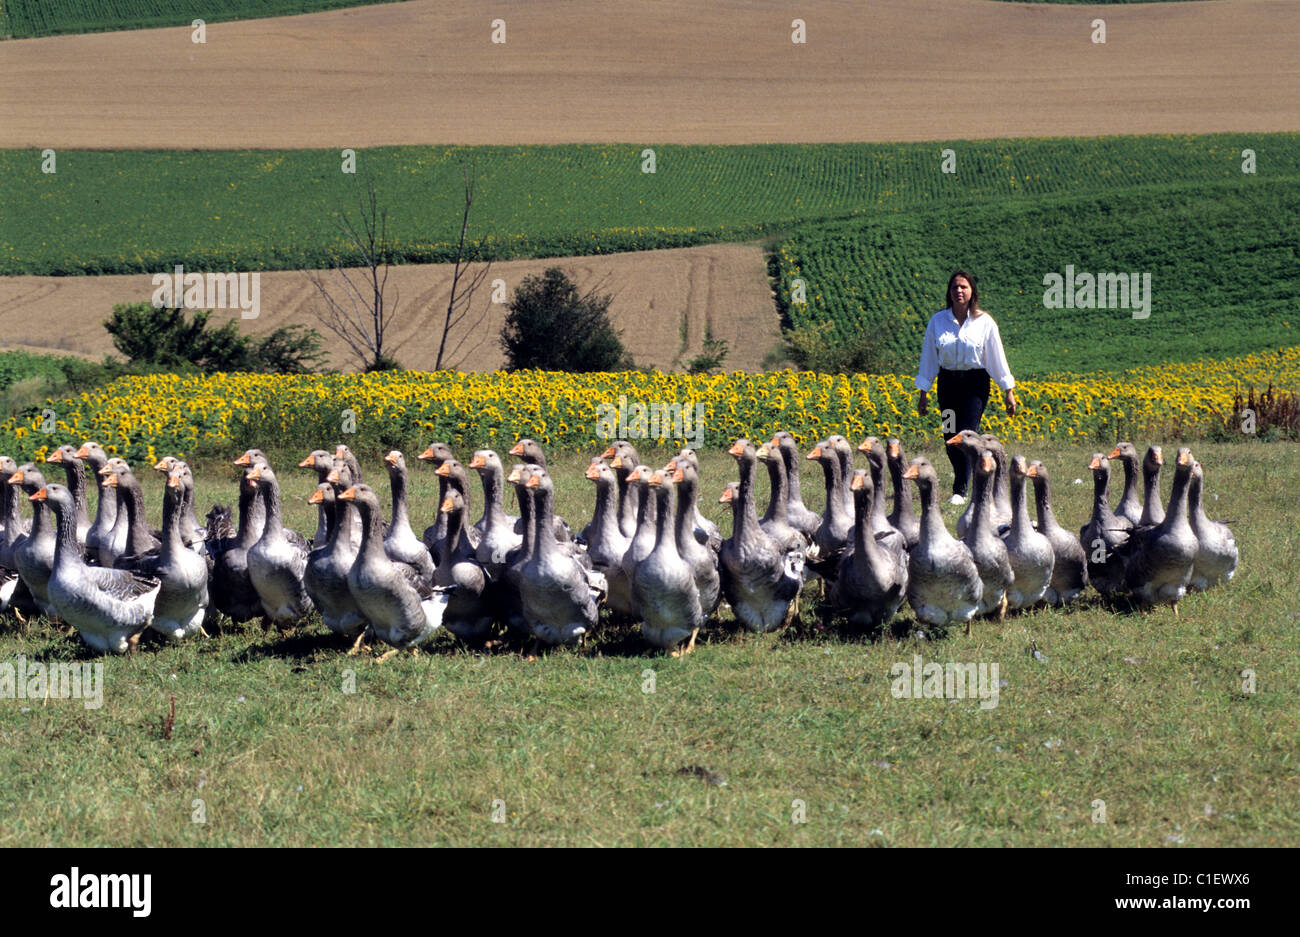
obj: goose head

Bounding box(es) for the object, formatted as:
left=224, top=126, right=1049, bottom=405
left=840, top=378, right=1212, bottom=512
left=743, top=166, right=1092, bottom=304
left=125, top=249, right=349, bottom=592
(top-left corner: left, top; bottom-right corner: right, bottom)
left=946, top=429, right=984, bottom=457
left=1144, top=445, right=1164, bottom=473
left=383, top=450, right=408, bottom=474
left=509, top=438, right=547, bottom=468
left=337, top=483, right=381, bottom=519
left=849, top=467, right=873, bottom=496
left=30, top=483, right=77, bottom=523
left=152, top=455, right=184, bottom=476
left=0, top=455, right=17, bottom=478
left=244, top=463, right=281, bottom=492
left=886, top=438, right=905, bottom=462
left=1009, top=453, right=1030, bottom=483
left=1086, top=452, right=1111, bottom=477
left=718, top=480, right=740, bottom=504
left=299, top=449, right=334, bottom=475
left=805, top=439, right=833, bottom=464
left=233, top=448, right=270, bottom=469
left=727, top=438, right=756, bottom=465
left=468, top=449, right=504, bottom=476
left=856, top=436, right=886, bottom=467
left=601, top=440, right=640, bottom=474
left=308, top=482, right=334, bottom=507
left=10, top=463, right=47, bottom=494
left=976, top=449, right=997, bottom=481
left=325, top=458, right=356, bottom=490
left=74, top=441, right=110, bottom=469
left=44, top=444, right=80, bottom=467
left=1107, top=441, right=1139, bottom=465
left=584, top=458, right=616, bottom=486
left=417, top=442, right=456, bottom=467
left=440, top=488, right=467, bottom=518
left=901, top=456, right=939, bottom=493
left=99, top=457, right=137, bottom=490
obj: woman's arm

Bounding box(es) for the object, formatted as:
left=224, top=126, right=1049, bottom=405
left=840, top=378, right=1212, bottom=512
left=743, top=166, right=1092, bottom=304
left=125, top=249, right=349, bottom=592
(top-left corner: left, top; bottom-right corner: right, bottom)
left=983, top=318, right=1018, bottom=414
left=915, top=317, right=938, bottom=414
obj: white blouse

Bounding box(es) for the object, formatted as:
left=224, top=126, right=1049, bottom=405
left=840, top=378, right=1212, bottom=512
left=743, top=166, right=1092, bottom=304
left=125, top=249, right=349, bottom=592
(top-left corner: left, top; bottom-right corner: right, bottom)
left=914, top=308, right=1016, bottom=392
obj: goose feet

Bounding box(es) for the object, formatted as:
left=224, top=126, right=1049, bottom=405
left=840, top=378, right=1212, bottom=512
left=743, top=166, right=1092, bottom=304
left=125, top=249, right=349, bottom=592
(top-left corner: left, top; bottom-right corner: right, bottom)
left=128, top=632, right=141, bottom=656
left=998, top=593, right=1008, bottom=622
left=671, top=628, right=700, bottom=658
left=375, top=648, right=400, bottom=664
left=346, top=627, right=372, bottom=656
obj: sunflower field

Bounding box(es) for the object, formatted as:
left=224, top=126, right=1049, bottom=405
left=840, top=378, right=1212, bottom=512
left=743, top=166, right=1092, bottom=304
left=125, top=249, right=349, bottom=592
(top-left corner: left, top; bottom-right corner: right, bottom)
left=1, top=347, right=1296, bottom=466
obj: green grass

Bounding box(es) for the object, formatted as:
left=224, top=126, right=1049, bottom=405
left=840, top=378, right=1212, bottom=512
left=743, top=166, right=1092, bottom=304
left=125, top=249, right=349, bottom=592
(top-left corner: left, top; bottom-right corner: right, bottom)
left=4, top=135, right=1296, bottom=276
left=1, top=439, right=1294, bottom=846
left=772, top=178, right=1300, bottom=377
left=0, top=0, right=407, bottom=39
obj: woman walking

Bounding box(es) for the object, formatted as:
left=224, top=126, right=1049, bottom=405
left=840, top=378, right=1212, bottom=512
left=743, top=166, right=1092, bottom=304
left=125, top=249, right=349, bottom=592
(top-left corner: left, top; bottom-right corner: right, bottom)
left=915, top=271, right=1017, bottom=504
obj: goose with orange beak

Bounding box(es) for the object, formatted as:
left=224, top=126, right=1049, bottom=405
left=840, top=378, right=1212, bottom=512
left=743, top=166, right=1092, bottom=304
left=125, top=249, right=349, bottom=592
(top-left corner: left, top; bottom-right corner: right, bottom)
left=1026, top=460, right=1087, bottom=606
left=75, top=441, right=118, bottom=562
left=579, top=459, right=632, bottom=611
left=718, top=439, right=804, bottom=633
left=431, top=489, right=493, bottom=643
left=900, top=457, right=981, bottom=632
left=44, top=444, right=92, bottom=547
left=303, top=482, right=367, bottom=642
left=631, top=469, right=703, bottom=656
left=130, top=464, right=210, bottom=641
left=1000, top=455, right=1053, bottom=611
left=299, top=450, right=336, bottom=545
left=245, top=464, right=314, bottom=626
left=601, top=440, right=641, bottom=539
left=829, top=468, right=908, bottom=629
left=1116, top=447, right=1200, bottom=614
left=7, top=464, right=55, bottom=618
left=1080, top=452, right=1132, bottom=598
left=1107, top=442, right=1145, bottom=528
left=1186, top=458, right=1237, bottom=592
left=884, top=438, right=921, bottom=549
left=382, top=450, right=434, bottom=580
left=961, top=450, right=1013, bottom=622
left=340, top=484, right=450, bottom=659
left=520, top=468, right=603, bottom=646
left=766, top=433, right=820, bottom=542
left=35, top=482, right=160, bottom=654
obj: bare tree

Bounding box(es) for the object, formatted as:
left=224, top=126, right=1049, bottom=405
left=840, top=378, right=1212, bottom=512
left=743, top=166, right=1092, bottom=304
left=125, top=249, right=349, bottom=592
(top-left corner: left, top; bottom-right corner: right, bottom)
left=305, top=176, right=400, bottom=371
left=305, top=168, right=493, bottom=372
left=434, top=165, right=494, bottom=370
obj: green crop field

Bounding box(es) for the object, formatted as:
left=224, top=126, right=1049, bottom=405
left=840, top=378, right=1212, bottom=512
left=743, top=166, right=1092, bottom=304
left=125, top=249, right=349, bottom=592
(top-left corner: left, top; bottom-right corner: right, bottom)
left=0, top=0, right=405, bottom=39
left=772, top=178, right=1300, bottom=378
left=0, top=440, right=1292, bottom=846
left=3, top=135, right=1295, bottom=277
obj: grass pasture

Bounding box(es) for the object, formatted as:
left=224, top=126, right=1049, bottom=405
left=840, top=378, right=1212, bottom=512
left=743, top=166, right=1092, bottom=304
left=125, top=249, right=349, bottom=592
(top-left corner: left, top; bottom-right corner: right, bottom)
left=0, top=439, right=1295, bottom=846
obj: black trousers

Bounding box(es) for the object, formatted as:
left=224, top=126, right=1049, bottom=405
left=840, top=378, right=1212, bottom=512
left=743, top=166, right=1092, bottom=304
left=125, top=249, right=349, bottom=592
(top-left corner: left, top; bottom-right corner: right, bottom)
left=936, top=367, right=991, bottom=495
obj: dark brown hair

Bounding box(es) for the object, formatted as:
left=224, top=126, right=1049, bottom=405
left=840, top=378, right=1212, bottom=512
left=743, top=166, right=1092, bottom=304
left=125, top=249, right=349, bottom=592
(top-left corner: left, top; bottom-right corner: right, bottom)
left=946, top=270, right=979, bottom=313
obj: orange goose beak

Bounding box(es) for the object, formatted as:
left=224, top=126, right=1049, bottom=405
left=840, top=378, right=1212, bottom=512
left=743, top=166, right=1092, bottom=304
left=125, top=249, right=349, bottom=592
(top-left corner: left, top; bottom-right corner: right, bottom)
left=946, top=433, right=964, bottom=446
left=902, top=465, right=919, bottom=480
left=468, top=453, right=486, bottom=469
left=1177, top=449, right=1192, bottom=466
left=850, top=473, right=865, bottom=491
left=600, top=445, right=617, bottom=460
left=887, top=441, right=900, bottom=457
left=1088, top=456, right=1103, bottom=470
left=8, top=470, right=24, bottom=484
left=1153, top=448, right=1164, bottom=465
left=506, top=466, right=523, bottom=483
left=29, top=487, right=47, bottom=502
left=610, top=454, right=623, bottom=469
left=440, top=496, right=456, bottom=514
left=647, top=471, right=663, bottom=487
left=233, top=453, right=251, bottom=466
left=385, top=451, right=402, bottom=466
left=584, top=462, right=602, bottom=481
left=435, top=462, right=451, bottom=477
left=102, top=473, right=119, bottom=488
left=417, top=446, right=436, bottom=461
left=74, top=443, right=92, bottom=459
left=807, top=445, right=822, bottom=460
left=338, top=487, right=357, bottom=501
left=297, top=454, right=316, bottom=468
left=46, top=450, right=63, bottom=463
left=1106, top=446, right=1123, bottom=459
left=672, top=466, right=685, bottom=484
left=718, top=486, right=734, bottom=504
left=326, top=468, right=341, bottom=483
left=167, top=471, right=182, bottom=489
left=727, top=441, right=746, bottom=457
left=509, top=442, right=526, bottom=457
left=525, top=473, right=541, bottom=489
left=1025, top=464, right=1039, bottom=478
left=308, top=489, right=325, bottom=504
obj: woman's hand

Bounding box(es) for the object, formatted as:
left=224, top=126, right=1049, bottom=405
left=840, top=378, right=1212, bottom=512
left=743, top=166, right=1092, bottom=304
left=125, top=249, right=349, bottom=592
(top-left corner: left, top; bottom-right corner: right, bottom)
left=917, top=391, right=928, bottom=416
left=1004, top=388, right=1018, bottom=416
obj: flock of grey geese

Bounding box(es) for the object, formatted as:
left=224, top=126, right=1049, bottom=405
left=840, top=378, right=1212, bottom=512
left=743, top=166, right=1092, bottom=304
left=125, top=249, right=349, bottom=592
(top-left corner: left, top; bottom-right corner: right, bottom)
left=0, top=432, right=1237, bottom=658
